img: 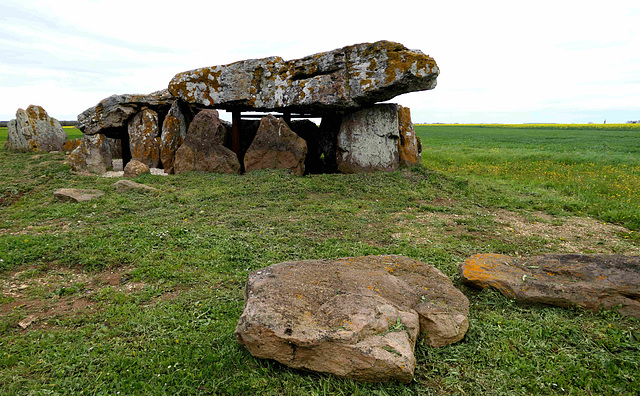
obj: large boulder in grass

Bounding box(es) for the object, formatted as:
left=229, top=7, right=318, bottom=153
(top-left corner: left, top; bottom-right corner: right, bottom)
left=173, top=109, right=240, bottom=174
left=235, top=255, right=469, bottom=383
left=169, top=41, right=439, bottom=113
left=244, top=115, right=307, bottom=176
left=336, top=104, right=400, bottom=173
left=459, top=254, right=640, bottom=319
left=5, top=105, right=68, bottom=152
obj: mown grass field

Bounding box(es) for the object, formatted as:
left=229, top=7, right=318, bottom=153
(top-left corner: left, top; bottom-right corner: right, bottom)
left=1, top=124, right=639, bottom=395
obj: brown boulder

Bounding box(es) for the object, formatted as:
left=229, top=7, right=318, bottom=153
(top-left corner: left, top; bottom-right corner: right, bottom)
left=173, top=110, right=240, bottom=174
left=128, top=108, right=160, bottom=168
left=69, top=134, right=114, bottom=174
left=124, top=159, right=150, bottom=178
left=459, top=253, right=640, bottom=318
left=235, top=255, right=469, bottom=383
left=244, top=115, right=307, bottom=176
left=397, top=105, right=421, bottom=166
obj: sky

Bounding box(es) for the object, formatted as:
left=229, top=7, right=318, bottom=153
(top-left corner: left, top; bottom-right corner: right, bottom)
left=1, top=0, right=639, bottom=124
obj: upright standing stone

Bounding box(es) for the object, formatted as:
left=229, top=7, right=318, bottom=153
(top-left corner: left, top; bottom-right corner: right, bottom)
left=160, top=100, right=192, bottom=174
left=69, top=134, right=113, bottom=174
left=336, top=104, right=400, bottom=173
left=4, top=119, right=18, bottom=150
left=173, top=110, right=240, bottom=174
left=128, top=108, right=160, bottom=168
left=5, top=105, right=68, bottom=152
left=244, top=115, right=308, bottom=176
left=397, top=105, right=421, bottom=166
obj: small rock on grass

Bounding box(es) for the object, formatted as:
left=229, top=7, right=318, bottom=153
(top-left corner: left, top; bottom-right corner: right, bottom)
left=124, top=159, right=150, bottom=178
left=53, top=188, right=104, bottom=203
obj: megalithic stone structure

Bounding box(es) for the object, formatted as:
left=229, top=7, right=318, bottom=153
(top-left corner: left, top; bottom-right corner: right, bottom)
left=168, top=40, right=438, bottom=113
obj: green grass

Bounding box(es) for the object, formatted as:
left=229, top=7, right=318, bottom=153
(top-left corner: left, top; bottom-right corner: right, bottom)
left=415, top=124, right=640, bottom=230
left=1, top=125, right=639, bottom=395
left=0, top=127, right=83, bottom=144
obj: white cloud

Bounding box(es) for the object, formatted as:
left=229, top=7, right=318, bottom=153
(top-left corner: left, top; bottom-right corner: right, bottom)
left=1, top=0, right=639, bottom=122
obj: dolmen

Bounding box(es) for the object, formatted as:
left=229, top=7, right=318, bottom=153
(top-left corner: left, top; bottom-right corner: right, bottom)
left=72, top=40, right=438, bottom=175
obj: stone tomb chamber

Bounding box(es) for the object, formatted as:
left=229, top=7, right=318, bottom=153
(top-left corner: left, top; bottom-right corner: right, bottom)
left=72, top=40, right=439, bottom=175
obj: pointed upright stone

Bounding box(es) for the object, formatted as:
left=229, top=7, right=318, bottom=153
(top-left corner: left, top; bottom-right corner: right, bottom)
left=244, top=115, right=308, bottom=176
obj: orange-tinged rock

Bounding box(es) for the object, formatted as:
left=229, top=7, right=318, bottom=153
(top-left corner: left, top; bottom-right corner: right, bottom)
left=397, top=105, right=421, bottom=167
left=5, top=105, right=68, bottom=152
left=128, top=108, right=160, bottom=168
left=459, top=253, right=640, bottom=318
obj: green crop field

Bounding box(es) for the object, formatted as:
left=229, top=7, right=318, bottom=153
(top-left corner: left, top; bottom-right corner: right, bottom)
left=1, top=124, right=639, bottom=395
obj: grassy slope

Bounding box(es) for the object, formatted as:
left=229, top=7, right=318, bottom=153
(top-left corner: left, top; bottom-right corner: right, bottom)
left=0, top=125, right=639, bottom=395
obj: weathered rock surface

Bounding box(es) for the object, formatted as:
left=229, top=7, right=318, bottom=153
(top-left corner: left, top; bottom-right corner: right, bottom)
left=113, top=179, right=157, bottom=193
left=128, top=108, right=160, bottom=168
left=173, top=110, right=240, bottom=174
left=169, top=41, right=438, bottom=113
left=397, top=105, right=421, bottom=166
left=77, top=89, right=173, bottom=137
left=53, top=189, right=104, bottom=203
left=5, top=105, right=68, bottom=152
left=235, top=255, right=469, bottom=383
left=336, top=104, right=400, bottom=173
left=160, top=100, right=192, bottom=174
left=62, top=138, right=82, bottom=152
left=244, top=115, right=307, bottom=176
left=69, top=134, right=114, bottom=174
left=460, top=253, right=640, bottom=318
left=124, top=159, right=150, bottom=178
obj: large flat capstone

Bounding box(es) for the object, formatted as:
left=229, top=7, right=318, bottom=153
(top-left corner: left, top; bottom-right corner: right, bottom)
left=459, top=253, right=640, bottom=318
left=169, top=41, right=438, bottom=113
left=235, top=255, right=469, bottom=383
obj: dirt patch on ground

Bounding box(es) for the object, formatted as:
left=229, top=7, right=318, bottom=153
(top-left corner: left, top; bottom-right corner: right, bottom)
left=393, top=207, right=640, bottom=255
left=1, top=265, right=181, bottom=331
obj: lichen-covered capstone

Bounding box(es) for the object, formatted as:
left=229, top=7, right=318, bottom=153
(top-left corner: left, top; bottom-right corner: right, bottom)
left=169, top=41, right=438, bottom=113
left=77, top=89, right=173, bottom=136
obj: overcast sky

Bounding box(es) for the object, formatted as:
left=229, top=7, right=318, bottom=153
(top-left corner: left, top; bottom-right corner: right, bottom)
left=1, top=0, right=639, bottom=123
